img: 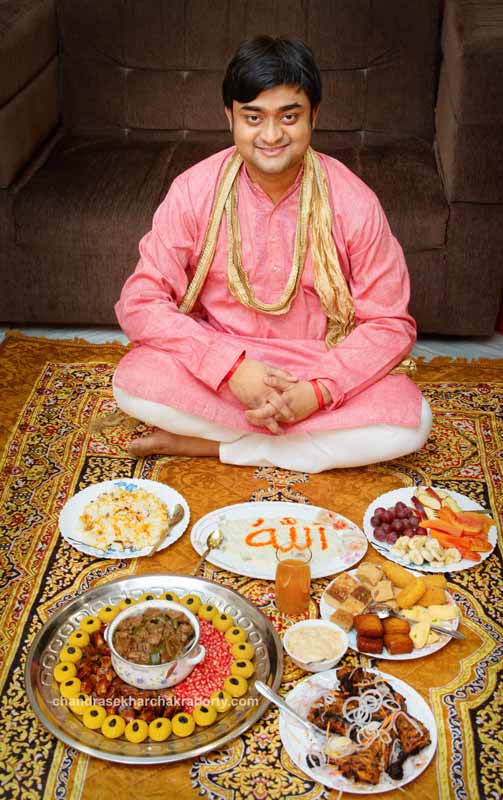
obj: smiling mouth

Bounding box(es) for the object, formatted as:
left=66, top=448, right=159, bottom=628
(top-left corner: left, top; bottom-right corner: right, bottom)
left=257, top=145, right=288, bottom=157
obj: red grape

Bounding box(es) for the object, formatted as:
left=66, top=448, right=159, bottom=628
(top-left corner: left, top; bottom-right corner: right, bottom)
left=370, top=514, right=382, bottom=527
left=386, top=531, right=399, bottom=544
left=375, top=507, right=386, bottom=517
left=391, top=519, right=404, bottom=532
left=373, top=527, right=387, bottom=542
left=382, top=510, right=394, bottom=524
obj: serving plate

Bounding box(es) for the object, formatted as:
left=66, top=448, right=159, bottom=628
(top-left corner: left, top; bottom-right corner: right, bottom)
left=363, top=487, right=496, bottom=572
left=59, top=479, right=190, bottom=558
left=25, top=574, right=283, bottom=764
left=191, top=501, right=367, bottom=579
left=319, top=568, right=460, bottom=661
left=279, top=668, right=437, bottom=794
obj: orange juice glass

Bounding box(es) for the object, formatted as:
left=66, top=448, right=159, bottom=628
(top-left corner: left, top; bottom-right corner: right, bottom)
left=275, top=548, right=312, bottom=615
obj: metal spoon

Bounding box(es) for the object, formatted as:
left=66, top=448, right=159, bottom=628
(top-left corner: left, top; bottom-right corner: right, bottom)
left=192, top=524, right=224, bottom=575
left=147, top=503, right=185, bottom=556
left=255, top=681, right=324, bottom=739
left=370, top=603, right=465, bottom=640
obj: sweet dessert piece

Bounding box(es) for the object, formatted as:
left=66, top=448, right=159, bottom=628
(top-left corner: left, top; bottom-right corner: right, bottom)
left=372, top=580, right=394, bottom=602
left=423, top=574, right=448, bottom=589
left=381, top=561, right=414, bottom=589
left=396, top=578, right=426, bottom=609
left=356, top=634, right=383, bottom=654
left=351, top=584, right=372, bottom=606
left=354, top=614, right=384, bottom=638
left=417, top=587, right=446, bottom=606
left=341, top=595, right=367, bottom=615
left=325, top=584, right=350, bottom=604
left=329, top=608, right=354, bottom=632
left=382, top=616, right=410, bottom=635
left=356, top=562, right=383, bottom=586
left=383, top=633, right=414, bottom=654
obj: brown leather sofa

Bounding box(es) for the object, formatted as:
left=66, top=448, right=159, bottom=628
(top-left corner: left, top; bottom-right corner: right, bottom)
left=1, top=0, right=502, bottom=334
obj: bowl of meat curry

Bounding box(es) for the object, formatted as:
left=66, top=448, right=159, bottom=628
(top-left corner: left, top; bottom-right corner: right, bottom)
left=105, top=600, right=205, bottom=689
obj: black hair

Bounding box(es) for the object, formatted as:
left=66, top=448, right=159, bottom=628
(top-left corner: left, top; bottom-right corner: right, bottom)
left=222, top=36, right=322, bottom=111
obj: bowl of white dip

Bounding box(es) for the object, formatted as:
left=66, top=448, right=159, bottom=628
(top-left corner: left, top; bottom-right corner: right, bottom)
left=283, top=619, right=348, bottom=672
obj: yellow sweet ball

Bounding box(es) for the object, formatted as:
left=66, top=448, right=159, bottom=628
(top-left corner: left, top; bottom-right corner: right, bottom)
left=213, top=612, right=234, bottom=632
left=161, top=591, right=180, bottom=603
left=139, top=592, right=157, bottom=602
left=67, top=630, right=90, bottom=648
left=68, top=692, right=92, bottom=716
left=118, top=597, right=136, bottom=610
left=82, top=705, right=107, bottom=729
left=98, top=605, right=119, bottom=624
left=59, top=645, right=83, bottom=664
left=60, top=677, right=82, bottom=699
left=79, top=616, right=101, bottom=634
left=223, top=675, right=248, bottom=698
left=124, top=719, right=149, bottom=743
left=209, top=689, right=233, bottom=713
left=231, top=642, right=255, bottom=660
left=225, top=626, right=247, bottom=645
left=198, top=603, right=218, bottom=621
left=101, top=715, right=126, bottom=739
left=53, top=662, right=77, bottom=682
left=171, top=712, right=196, bottom=737
left=180, top=594, right=201, bottom=613
left=193, top=704, right=218, bottom=727
left=148, top=717, right=172, bottom=742
left=230, top=659, right=255, bottom=679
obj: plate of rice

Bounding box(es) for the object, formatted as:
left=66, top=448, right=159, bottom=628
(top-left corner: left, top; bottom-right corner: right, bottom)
left=59, top=479, right=190, bottom=558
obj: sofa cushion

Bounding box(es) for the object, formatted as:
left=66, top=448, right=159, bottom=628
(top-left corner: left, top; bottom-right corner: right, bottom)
left=14, top=134, right=447, bottom=259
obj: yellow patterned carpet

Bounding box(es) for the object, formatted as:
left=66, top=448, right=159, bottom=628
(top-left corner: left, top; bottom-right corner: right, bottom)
left=0, top=332, right=502, bottom=800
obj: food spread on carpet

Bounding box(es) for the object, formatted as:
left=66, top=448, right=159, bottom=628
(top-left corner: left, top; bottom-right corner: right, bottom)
left=1, top=334, right=502, bottom=800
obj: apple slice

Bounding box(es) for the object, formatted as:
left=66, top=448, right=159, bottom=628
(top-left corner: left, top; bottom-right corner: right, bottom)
left=416, top=488, right=442, bottom=511
left=442, top=495, right=462, bottom=514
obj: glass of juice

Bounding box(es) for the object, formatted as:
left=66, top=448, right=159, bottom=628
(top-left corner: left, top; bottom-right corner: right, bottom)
left=275, top=548, right=312, bottom=616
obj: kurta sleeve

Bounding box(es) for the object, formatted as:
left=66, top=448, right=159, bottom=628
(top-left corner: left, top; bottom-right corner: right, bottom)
left=304, top=192, right=417, bottom=409
left=115, top=177, right=245, bottom=391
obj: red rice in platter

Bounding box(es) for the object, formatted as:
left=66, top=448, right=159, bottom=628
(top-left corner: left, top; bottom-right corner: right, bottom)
left=173, top=620, right=234, bottom=710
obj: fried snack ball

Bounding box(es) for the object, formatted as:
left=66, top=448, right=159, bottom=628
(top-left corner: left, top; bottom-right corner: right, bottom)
left=356, top=635, right=384, bottom=654
left=353, top=614, right=384, bottom=638
left=118, top=597, right=136, bottom=610
left=198, top=603, right=218, bottom=621
left=139, top=592, right=157, bottom=602
left=213, top=612, right=234, bottom=632
left=83, top=705, right=107, bottom=729
left=124, top=719, right=149, bottom=743
left=148, top=718, right=172, bottom=742
left=161, top=591, right=180, bottom=603
left=98, top=605, right=119, bottom=624
left=193, top=704, right=218, bottom=727
left=101, top=715, right=126, bottom=739
left=180, top=594, right=201, bottom=613
left=230, top=660, right=255, bottom=679
left=60, top=678, right=82, bottom=698
left=231, top=642, right=255, bottom=660
left=68, top=692, right=92, bottom=715
left=171, top=713, right=195, bottom=737
left=223, top=675, right=248, bottom=698
left=225, top=626, right=247, bottom=645
left=382, top=617, right=410, bottom=635
left=210, top=689, right=233, bottom=713
left=54, top=662, right=77, bottom=682
left=59, top=645, right=83, bottom=664
left=79, top=616, right=102, bottom=633
left=67, top=630, right=90, bottom=648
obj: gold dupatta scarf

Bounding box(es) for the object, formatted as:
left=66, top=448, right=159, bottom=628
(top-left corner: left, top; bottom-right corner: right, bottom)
left=179, top=147, right=415, bottom=372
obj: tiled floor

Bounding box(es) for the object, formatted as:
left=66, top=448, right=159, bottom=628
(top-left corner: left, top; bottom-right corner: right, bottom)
left=1, top=325, right=502, bottom=362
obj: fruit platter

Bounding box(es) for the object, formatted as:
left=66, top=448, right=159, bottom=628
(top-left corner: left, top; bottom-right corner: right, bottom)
left=363, top=486, right=496, bottom=572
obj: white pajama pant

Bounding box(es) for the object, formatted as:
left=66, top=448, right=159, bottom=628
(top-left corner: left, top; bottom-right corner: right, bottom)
left=113, top=383, right=432, bottom=474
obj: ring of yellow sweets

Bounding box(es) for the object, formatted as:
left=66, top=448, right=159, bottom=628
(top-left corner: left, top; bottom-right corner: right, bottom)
left=53, top=592, right=256, bottom=743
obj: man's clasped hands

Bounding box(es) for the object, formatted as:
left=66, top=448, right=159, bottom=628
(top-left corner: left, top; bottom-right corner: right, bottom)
left=227, top=358, right=331, bottom=434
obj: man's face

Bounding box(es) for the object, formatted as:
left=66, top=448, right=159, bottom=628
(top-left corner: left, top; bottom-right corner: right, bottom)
left=225, top=84, right=318, bottom=180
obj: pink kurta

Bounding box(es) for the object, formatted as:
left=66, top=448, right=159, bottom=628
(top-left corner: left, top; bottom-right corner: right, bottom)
left=114, top=147, right=422, bottom=434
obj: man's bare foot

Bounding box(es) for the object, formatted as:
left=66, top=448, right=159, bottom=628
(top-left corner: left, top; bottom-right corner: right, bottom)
left=128, top=429, right=219, bottom=458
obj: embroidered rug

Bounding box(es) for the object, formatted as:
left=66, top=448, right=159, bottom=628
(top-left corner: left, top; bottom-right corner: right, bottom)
left=0, top=332, right=501, bottom=800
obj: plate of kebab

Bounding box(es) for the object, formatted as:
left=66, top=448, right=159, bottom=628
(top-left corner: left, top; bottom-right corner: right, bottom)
left=279, top=667, right=436, bottom=793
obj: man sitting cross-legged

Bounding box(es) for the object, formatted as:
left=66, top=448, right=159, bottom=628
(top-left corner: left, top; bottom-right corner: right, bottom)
left=113, top=36, right=432, bottom=473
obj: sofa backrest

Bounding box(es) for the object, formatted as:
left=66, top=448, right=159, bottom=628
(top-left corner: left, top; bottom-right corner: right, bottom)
left=58, top=0, right=441, bottom=142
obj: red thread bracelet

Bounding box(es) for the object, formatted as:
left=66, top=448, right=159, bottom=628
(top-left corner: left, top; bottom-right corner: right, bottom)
left=310, top=379, right=325, bottom=409
left=220, top=352, right=246, bottom=387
